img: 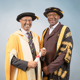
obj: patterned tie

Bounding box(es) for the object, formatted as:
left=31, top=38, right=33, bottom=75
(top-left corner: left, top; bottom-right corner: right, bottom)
left=27, top=32, right=37, bottom=77
left=27, top=32, right=36, bottom=60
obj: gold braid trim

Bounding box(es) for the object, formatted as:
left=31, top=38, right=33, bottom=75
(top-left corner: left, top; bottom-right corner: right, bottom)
left=41, top=28, right=48, bottom=48
left=54, top=70, right=58, bottom=75
left=68, top=55, right=71, bottom=60
left=57, top=26, right=67, bottom=52
left=64, top=46, right=71, bottom=63
left=60, top=46, right=67, bottom=51
left=59, top=41, right=72, bottom=63
left=58, top=52, right=61, bottom=56
left=66, top=32, right=72, bottom=38
left=58, top=45, right=71, bottom=56
left=61, top=71, right=67, bottom=78
left=62, top=41, right=72, bottom=48
left=68, top=48, right=71, bottom=54
left=58, top=68, right=62, bottom=76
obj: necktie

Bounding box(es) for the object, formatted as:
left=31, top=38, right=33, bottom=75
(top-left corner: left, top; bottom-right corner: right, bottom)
left=27, top=32, right=36, bottom=60
left=27, top=32, right=37, bottom=78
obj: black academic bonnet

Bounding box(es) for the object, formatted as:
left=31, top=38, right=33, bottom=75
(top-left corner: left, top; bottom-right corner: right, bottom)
left=16, top=12, right=39, bottom=22
left=44, top=7, right=64, bottom=19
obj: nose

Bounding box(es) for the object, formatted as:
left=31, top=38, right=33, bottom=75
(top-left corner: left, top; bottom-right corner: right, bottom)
left=26, top=20, right=30, bottom=24
left=50, top=15, right=56, bottom=18
left=50, top=15, right=54, bottom=18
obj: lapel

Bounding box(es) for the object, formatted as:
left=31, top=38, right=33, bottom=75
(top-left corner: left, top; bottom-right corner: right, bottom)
left=17, top=30, right=37, bottom=43
left=47, top=22, right=61, bottom=39
left=14, top=30, right=29, bottom=42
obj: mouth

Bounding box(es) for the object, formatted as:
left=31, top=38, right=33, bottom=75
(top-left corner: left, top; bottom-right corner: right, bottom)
left=24, top=24, right=30, bottom=27
left=49, top=18, right=56, bottom=22
left=25, top=24, right=30, bottom=27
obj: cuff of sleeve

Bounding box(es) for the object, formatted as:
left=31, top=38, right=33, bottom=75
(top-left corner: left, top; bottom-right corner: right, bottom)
left=21, top=60, right=28, bottom=71
left=47, top=65, right=53, bottom=74
left=11, top=56, right=28, bottom=71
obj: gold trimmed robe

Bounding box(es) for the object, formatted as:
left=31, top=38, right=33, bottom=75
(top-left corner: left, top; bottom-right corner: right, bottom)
left=5, top=30, right=42, bottom=80
left=41, top=24, right=73, bottom=80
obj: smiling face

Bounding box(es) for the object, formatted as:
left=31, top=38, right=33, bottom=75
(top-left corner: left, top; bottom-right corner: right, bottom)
left=19, top=16, right=32, bottom=32
left=47, top=12, right=60, bottom=28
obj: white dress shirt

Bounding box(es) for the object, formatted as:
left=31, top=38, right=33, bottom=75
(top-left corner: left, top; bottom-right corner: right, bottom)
left=21, top=28, right=30, bottom=38
left=49, top=22, right=59, bottom=35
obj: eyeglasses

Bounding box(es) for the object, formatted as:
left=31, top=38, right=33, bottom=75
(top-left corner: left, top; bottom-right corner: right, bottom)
left=21, top=19, right=32, bottom=22
left=47, top=13, right=58, bottom=17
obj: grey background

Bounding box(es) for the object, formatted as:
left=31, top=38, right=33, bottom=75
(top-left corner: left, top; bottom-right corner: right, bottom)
left=0, top=0, right=80, bottom=80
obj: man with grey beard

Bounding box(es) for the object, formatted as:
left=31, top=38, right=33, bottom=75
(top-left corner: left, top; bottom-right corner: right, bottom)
left=5, top=12, right=46, bottom=80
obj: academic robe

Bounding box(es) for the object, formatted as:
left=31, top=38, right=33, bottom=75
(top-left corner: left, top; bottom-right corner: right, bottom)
left=5, top=30, right=42, bottom=80
left=41, top=23, right=73, bottom=80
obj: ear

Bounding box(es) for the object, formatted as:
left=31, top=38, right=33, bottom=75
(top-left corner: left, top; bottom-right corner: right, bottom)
left=58, top=15, right=60, bottom=20
left=19, top=19, right=21, bottom=22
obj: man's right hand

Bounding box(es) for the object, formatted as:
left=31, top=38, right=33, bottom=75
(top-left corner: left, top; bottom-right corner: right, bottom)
left=43, top=66, right=49, bottom=75
left=27, top=61, right=38, bottom=68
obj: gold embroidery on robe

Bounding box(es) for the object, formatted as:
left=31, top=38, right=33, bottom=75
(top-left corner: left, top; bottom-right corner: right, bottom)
left=58, top=52, right=61, bottom=56
left=60, top=46, right=67, bottom=51
left=54, top=70, right=58, bottom=75
left=66, top=32, right=72, bottom=38
left=61, top=71, right=67, bottom=78
left=58, top=68, right=62, bottom=76
left=62, top=41, right=72, bottom=48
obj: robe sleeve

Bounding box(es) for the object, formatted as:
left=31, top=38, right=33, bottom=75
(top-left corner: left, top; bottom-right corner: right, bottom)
left=47, top=50, right=66, bottom=74
left=11, top=56, right=28, bottom=71
left=47, top=27, right=73, bottom=74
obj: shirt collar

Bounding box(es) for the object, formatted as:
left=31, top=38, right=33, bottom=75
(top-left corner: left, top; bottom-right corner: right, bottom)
left=21, top=28, right=30, bottom=35
left=49, top=22, right=59, bottom=30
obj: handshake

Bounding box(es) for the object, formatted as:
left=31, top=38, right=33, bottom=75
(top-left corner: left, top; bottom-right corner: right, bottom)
left=27, top=48, right=46, bottom=68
